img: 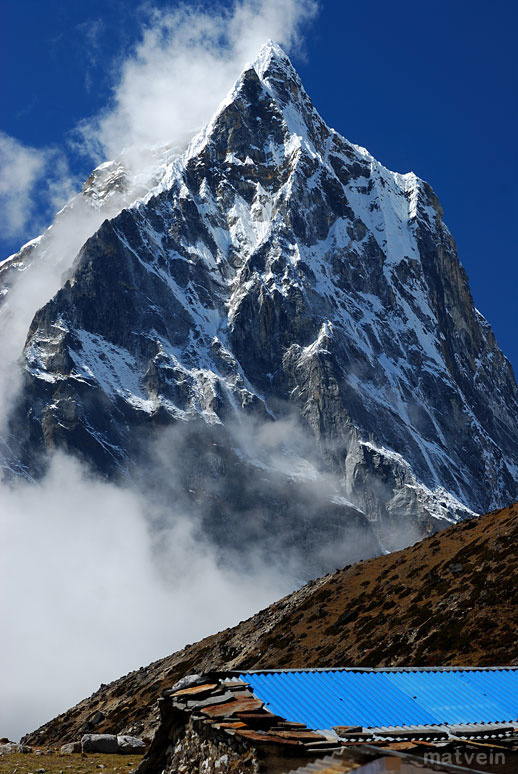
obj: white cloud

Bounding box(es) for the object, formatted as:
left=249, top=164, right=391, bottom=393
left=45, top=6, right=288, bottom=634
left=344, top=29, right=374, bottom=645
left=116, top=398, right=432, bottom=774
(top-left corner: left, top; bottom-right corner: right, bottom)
left=0, top=132, right=76, bottom=246
left=0, top=453, right=289, bottom=741
left=0, top=133, right=48, bottom=239
left=78, top=0, right=319, bottom=166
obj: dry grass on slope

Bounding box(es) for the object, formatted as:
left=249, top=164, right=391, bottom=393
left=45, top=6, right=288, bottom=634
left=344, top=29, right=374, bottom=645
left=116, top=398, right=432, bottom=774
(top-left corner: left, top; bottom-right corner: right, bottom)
left=23, top=502, right=518, bottom=747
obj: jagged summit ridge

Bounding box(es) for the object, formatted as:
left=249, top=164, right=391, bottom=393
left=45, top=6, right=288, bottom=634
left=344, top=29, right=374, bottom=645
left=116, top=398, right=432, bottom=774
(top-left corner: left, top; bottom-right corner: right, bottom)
left=3, top=42, right=518, bottom=563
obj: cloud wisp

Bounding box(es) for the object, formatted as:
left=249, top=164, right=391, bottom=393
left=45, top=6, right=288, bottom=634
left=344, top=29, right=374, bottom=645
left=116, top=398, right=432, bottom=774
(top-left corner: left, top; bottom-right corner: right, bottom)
left=0, top=133, right=47, bottom=240
left=0, top=453, right=290, bottom=742
left=77, top=0, right=319, bottom=168
left=0, top=133, right=75, bottom=244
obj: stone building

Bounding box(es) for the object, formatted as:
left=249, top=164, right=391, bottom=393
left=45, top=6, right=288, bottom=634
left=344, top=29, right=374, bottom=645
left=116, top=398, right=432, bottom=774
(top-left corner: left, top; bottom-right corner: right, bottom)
left=137, top=668, right=518, bottom=774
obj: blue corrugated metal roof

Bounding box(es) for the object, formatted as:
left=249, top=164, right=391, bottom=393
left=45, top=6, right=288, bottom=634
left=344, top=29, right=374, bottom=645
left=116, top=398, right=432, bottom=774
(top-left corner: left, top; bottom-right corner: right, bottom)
left=237, top=669, right=518, bottom=730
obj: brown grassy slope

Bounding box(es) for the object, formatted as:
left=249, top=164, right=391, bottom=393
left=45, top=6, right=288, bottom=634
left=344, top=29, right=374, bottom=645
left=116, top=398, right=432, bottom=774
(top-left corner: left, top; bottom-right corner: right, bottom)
left=23, top=502, right=518, bottom=746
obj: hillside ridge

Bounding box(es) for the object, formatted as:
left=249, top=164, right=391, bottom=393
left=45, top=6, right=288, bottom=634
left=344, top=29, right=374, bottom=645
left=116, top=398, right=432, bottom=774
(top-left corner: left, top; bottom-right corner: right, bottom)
left=22, top=501, right=518, bottom=746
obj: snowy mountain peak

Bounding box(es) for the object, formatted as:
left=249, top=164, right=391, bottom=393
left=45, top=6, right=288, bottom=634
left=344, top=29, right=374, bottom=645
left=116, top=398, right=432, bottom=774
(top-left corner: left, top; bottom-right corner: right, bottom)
left=181, top=40, right=318, bottom=169
left=253, top=39, right=292, bottom=73
left=252, top=40, right=307, bottom=100
left=2, top=42, right=518, bottom=570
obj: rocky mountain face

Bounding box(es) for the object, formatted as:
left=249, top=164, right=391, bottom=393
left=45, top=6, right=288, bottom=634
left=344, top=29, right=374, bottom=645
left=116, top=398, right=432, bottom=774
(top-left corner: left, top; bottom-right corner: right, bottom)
left=2, top=42, right=518, bottom=558
left=21, top=501, right=518, bottom=746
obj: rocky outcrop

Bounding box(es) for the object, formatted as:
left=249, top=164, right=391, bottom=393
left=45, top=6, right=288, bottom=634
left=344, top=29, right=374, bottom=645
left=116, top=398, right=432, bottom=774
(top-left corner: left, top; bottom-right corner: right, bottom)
left=80, top=734, right=146, bottom=754
left=117, top=736, right=147, bottom=754
left=81, top=734, right=119, bottom=754
left=60, top=742, right=81, bottom=754
left=3, top=42, right=518, bottom=558
left=0, top=741, right=32, bottom=755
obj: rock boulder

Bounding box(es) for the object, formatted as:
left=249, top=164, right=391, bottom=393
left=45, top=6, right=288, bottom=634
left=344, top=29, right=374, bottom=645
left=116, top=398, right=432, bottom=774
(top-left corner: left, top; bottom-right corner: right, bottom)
left=117, top=736, right=146, bottom=754
left=81, top=734, right=118, bottom=754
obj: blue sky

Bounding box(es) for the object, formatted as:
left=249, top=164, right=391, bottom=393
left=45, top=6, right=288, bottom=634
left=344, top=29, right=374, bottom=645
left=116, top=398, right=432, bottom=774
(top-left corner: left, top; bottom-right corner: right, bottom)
left=2, top=0, right=517, bottom=372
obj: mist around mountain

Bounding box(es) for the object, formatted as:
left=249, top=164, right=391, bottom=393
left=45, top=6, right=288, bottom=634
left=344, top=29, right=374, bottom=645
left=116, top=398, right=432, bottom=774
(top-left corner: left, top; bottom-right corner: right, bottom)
left=22, top=501, right=518, bottom=747
left=1, top=40, right=517, bottom=742
left=3, top=42, right=518, bottom=540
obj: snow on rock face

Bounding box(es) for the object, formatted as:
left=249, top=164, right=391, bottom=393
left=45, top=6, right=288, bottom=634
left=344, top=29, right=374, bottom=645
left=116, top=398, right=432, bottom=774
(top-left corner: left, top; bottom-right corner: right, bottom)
left=4, top=41, right=518, bottom=558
